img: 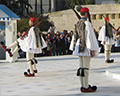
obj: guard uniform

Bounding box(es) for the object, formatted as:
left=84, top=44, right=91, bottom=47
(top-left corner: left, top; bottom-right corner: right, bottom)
left=69, top=7, right=99, bottom=92
left=19, top=17, right=47, bottom=77
left=98, top=17, right=115, bottom=63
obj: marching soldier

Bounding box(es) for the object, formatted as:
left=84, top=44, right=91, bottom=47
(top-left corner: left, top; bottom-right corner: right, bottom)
left=19, top=17, right=47, bottom=77
left=0, top=17, right=47, bottom=77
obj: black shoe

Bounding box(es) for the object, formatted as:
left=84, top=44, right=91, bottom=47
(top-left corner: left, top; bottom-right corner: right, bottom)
left=110, top=59, right=114, bottom=63
left=24, top=72, right=35, bottom=77
left=0, top=41, right=4, bottom=45
left=81, top=85, right=97, bottom=93
left=105, top=59, right=114, bottom=63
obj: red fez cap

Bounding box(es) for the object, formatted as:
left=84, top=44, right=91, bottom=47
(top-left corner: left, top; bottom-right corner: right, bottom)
left=80, top=7, right=89, bottom=12
left=105, top=17, right=109, bottom=21
left=29, top=17, right=37, bottom=22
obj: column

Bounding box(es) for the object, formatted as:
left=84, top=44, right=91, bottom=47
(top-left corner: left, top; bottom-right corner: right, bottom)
left=109, top=14, right=115, bottom=19
left=115, top=14, right=120, bottom=19
left=96, top=14, right=102, bottom=20
left=91, top=15, right=96, bottom=20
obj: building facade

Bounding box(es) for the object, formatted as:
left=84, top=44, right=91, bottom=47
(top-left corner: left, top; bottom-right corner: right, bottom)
left=48, top=4, right=120, bottom=32
left=28, top=0, right=66, bottom=14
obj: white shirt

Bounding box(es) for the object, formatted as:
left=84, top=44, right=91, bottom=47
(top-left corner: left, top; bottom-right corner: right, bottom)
left=19, top=26, right=47, bottom=53
left=98, top=25, right=115, bottom=45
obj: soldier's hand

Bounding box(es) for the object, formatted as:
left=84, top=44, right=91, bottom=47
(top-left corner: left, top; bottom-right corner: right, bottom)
left=20, top=37, right=24, bottom=40
left=115, top=31, right=118, bottom=35
left=103, top=41, right=106, bottom=44
left=90, top=50, right=94, bottom=57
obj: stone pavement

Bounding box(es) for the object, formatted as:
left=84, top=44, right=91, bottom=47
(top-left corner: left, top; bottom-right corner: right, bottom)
left=0, top=53, right=120, bottom=96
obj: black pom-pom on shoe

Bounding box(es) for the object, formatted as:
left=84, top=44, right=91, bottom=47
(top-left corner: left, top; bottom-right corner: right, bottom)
left=27, top=69, right=30, bottom=73
left=0, top=41, right=4, bottom=45
left=24, top=72, right=28, bottom=75
left=91, top=86, right=97, bottom=90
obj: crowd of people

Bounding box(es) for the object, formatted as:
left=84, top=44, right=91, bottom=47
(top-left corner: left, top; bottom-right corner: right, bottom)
left=42, top=29, right=73, bottom=56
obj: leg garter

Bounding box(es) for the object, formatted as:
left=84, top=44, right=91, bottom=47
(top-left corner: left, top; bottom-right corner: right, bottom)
left=76, top=68, right=89, bottom=77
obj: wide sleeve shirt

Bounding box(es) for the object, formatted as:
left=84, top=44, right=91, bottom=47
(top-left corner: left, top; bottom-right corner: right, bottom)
left=69, top=21, right=99, bottom=57
left=98, top=25, right=115, bottom=45
left=19, top=26, right=47, bottom=53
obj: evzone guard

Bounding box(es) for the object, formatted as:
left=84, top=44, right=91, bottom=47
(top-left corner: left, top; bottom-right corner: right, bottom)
left=98, top=17, right=117, bottom=63
left=0, top=17, right=47, bottom=77
left=69, top=7, right=99, bottom=92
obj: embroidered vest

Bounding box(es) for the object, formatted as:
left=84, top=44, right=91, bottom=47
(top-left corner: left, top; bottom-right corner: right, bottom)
left=74, top=19, right=86, bottom=52
left=33, top=26, right=43, bottom=47
left=105, top=22, right=113, bottom=38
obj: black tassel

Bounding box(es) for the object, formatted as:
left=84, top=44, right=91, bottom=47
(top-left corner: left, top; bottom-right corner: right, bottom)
left=31, top=59, right=34, bottom=65
left=33, top=58, right=38, bottom=64
left=76, top=68, right=80, bottom=76
left=81, top=69, right=84, bottom=77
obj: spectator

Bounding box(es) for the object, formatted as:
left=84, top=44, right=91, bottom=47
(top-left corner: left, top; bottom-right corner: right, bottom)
left=98, top=27, right=104, bottom=53
left=63, top=30, right=68, bottom=35
left=48, top=26, right=54, bottom=33
left=53, top=34, right=57, bottom=40
left=114, top=27, right=120, bottom=52
left=70, top=30, right=73, bottom=40
left=45, top=39, right=51, bottom=56
left=68, top=31, right=74, bottom=54
left=17, top=32, right=21, bottom=38
left=47, top=33, right=53, bottom=43
left=51, top=39, right=56, bottom=56
left=56, top=31, right=60, bottom=36
left=56, top=35, right=61, bottom=55
left=60, top=32, right=65, bottom=55
left=49, top=28, right=54, bottom=39
left=18, top=31, right=26, bottom=58
left=65, top=33, right=69, bottom=54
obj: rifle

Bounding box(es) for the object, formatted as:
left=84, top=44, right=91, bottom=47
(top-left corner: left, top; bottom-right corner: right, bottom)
left=36, top=15, right=49, bottom=26
left=23, top=15, right=49, bottom=37
left=65, top=0, right=92, bottom=23
left=65, top=0, right=81, bottom=19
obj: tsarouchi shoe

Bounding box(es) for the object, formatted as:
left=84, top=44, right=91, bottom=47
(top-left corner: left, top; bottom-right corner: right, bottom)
left=80, top=85, right=97, bottom=93
left=0, top=42, right=13, bottom=57
left=105, top=59, right=114, bottom=63
left=34, top=70, right=38, bottom=73
left=24, top=72, right=35, bottom=77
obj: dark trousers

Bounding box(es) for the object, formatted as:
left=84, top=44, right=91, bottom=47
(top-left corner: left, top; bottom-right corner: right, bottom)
left=56, top=47, right=61, bottom=55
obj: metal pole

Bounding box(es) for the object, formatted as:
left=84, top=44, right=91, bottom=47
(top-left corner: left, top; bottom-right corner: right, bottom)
left=49, top=0, right=51, bottom=12
left=40, top=0, right=43, bottom=14
left=35, top=0, right=37, bottom=12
